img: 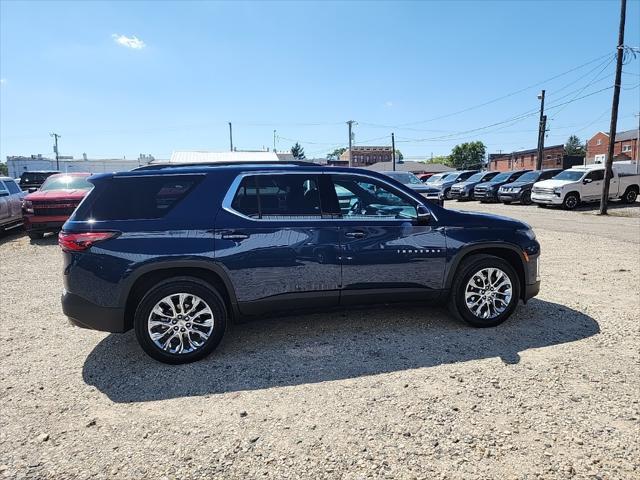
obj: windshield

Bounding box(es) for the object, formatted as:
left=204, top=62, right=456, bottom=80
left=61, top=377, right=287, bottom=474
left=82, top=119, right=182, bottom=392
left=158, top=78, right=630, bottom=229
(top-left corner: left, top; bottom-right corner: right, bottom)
left=465, top=172, right=486, bottom=182
left=435, top=173, right=455, bottom=183
left=553, top=170, right=586, bottom=181
left=385, top=172, right=422, bottom=185
left=40, top=175, right=93, bottom=191
left=515, top=171, right=541, bottom=183
left=425, top=174, right=445, bottom=184
left=489, top=172, right=512, bottom=183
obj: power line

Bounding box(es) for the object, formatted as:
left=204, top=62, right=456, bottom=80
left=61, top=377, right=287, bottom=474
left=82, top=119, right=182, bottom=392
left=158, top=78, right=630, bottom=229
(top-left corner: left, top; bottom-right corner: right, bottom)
left=395, top=51, right=615, bottom=127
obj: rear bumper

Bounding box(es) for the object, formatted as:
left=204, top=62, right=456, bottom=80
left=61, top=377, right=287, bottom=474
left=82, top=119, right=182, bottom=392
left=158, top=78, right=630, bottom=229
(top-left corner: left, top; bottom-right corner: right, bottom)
left=62, top=290, right=127, bottom=333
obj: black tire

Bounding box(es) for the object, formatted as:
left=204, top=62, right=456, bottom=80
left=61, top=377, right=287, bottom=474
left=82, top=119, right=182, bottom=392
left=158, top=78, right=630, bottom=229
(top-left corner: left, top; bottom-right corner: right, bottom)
left=621, top=187, right=638, bottom=204
left=444, top=188, right=452, bottom=200
left=562, top=193, right=580, bottom=210
left=134, top=277, right=227, bottom=364
left=448, top=254, right=521, bottom=328
left=28, top=231, right=44, bottom=240
left=521, top=190, right=532, bottom=205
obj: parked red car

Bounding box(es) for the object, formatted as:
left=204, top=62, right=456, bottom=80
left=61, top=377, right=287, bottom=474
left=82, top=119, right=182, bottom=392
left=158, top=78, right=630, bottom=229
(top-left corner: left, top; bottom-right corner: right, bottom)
left=22, top=172, right=93, bottom=239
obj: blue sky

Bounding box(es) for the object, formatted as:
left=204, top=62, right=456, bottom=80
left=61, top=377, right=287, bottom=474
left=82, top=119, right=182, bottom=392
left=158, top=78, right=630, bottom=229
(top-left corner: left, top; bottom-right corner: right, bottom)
left=1, top=0, right=639, bottom=162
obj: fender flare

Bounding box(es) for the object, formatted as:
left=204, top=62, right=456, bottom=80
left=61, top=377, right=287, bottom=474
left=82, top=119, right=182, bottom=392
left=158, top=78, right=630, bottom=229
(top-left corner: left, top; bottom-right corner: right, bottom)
left=444, top=241, right=528, bottom=292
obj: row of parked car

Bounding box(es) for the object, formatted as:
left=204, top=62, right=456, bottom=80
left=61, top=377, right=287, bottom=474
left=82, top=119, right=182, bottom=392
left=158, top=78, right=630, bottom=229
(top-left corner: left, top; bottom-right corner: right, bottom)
left=385, top=164, right=639, bottom=210
left=0, top=171, right=93, bottom=238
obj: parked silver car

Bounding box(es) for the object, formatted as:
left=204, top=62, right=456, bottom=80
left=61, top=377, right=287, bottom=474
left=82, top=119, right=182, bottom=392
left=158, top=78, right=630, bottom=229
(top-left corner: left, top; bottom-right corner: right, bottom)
left=0, top=176, right=27, bottom=232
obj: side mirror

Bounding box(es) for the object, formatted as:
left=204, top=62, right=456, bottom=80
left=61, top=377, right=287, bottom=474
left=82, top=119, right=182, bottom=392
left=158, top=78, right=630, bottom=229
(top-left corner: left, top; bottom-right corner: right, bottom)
left=583, top=178, right=592, bottom=184
left=416, top=205, right=431, bottom=225
left=28, top=187, right=37, bottom=193
left=0, top=191, right=8, bottom=198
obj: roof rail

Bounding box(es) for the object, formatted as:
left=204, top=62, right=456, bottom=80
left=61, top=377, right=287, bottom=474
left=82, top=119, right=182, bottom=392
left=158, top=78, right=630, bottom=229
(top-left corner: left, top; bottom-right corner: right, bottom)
left=133, top=161, right=321, bottom=171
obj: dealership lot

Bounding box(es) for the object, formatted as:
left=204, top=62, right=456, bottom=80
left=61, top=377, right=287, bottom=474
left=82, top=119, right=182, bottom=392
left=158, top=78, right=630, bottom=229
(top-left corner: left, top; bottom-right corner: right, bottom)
left=0, top=202, right=638, bottom=480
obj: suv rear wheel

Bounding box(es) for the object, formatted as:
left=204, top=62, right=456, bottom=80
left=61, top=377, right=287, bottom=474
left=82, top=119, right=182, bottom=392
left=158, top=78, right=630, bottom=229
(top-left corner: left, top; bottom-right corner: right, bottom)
left=622, top=186, right=638, bottom=204
left=448, top=254, right=520, bottom=327
left=134, top=277, right=227, bottom=364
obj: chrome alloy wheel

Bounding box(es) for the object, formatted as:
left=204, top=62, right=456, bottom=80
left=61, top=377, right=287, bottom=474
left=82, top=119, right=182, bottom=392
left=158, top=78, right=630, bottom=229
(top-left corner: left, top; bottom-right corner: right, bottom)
left=147, top=293, right=215, bottom=354
left=464, top=267, right=513, bottom=319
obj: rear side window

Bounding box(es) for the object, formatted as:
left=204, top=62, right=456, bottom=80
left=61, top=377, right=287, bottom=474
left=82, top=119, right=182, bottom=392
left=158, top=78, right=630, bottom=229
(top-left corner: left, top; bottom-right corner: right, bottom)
left=3, top=180, right=21, bottom=194
left=230, top=174, right=323, bottom=219
left=84, top=175, right=201, bottom=221
left=586, top=170, right=605, bottom=181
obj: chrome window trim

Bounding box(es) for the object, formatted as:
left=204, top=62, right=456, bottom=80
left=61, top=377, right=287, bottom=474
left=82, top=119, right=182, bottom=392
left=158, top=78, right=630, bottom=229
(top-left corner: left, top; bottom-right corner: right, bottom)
left=221, top=170, right=438, bottom=223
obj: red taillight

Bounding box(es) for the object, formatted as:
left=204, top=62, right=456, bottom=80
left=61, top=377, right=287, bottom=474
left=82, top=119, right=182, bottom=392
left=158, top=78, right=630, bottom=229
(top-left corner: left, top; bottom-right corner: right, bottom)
left=58, top=231, right=118, bottom=252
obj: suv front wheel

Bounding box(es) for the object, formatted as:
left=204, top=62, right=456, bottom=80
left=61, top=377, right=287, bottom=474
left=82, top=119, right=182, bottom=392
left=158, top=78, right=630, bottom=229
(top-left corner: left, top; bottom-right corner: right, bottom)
left=134, top=277, right=227, bottom=364
left=449, top=254, right=520, bottom=327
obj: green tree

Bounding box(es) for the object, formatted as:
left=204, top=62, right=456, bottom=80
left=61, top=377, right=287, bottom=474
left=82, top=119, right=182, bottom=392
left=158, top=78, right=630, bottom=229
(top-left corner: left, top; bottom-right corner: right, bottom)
left=565, top=135, right=585, bottom=156
left=395, top=150, right=404, bottom=161
left=428, top=155, right=450, bottom=165
left=326, top=147, right=347, bottom=161
left=0, top=162, right=7, bottom=176
left=291, top=142, right=306, bottom=160
left=448, top=141, right=486, bottom=169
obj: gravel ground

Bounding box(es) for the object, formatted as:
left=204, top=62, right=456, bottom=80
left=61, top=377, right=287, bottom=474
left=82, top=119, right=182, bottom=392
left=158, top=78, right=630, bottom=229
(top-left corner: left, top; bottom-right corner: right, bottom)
left=0, top=202, right=639, bottom=480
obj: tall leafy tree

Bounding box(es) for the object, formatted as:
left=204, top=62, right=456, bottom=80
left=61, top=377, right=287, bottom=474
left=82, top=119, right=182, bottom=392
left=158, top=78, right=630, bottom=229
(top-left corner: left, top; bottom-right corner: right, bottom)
left=291, top=142, right=306, bottom=160
left=326, top=147, right=347, bottom=160
left=448, top=141, right=486, bottom=169
left=395, top=150, right=404, bottom=161
left=565, top=135, right=585, bottom=156
left=0, top=162, right=7, bottom=176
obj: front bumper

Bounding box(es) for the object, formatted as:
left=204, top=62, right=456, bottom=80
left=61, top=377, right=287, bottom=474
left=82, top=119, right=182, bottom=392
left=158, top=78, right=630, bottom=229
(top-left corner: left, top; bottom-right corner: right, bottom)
left=24, top=215, right=68, bottom=232
left=498, top=191, right=523, bottom=202
left=450, top=189, right=471, bottom=199
left=474, top=189, right=498, bottom=201
left=62, top=290, right=127, bottom=333
left=531, top=193, right=562, bottom=205
left=524, top=280, right=541, bottom=302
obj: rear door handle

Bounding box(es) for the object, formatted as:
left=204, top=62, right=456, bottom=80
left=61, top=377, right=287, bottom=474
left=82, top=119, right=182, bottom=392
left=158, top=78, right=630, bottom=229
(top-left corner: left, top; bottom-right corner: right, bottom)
left=221, top=232, right=250, bottom=240
left=345, top=231, right=366, bottom=239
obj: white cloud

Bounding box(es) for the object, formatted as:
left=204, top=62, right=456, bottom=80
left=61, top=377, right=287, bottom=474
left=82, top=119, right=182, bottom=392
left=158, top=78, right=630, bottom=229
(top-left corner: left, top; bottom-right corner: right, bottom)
left=111, top=34, right=146, bottom=50
left=385, top=101, right=393, bottom=108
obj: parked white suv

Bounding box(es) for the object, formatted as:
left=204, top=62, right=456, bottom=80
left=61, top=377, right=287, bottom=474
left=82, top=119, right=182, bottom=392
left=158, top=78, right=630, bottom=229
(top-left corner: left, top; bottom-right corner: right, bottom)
left=531, top=164, right=639, bottom=210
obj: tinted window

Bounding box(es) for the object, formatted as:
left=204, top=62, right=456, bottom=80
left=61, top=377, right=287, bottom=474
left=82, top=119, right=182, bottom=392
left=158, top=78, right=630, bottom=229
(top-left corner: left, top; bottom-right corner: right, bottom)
left=384, top=172, right=422, bottom=185
left=458, top=171, right=477, bottom=181
left=332, top=175, right=416, bottom=220
left=586, top=170, right=605, bottom=181
left=516, top=171, right=541, bottom=183
left=231, top=174, right=323, bottom=219
left=86, top=175, right=200, bottom=220
left=3, top=180, right=21, bottom=194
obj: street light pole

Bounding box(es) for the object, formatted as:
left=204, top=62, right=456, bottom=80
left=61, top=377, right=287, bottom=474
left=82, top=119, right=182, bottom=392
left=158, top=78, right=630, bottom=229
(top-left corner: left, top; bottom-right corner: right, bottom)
left=535, top=90, right=546, bottom=170
left=50, top=133, right=61, bottom=170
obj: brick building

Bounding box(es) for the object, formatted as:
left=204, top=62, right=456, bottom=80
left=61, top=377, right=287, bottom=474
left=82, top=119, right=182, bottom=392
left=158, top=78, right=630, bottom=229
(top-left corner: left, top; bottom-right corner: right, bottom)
left=585, top=129, right=639, bottom=164
left=489, top=145, right=583, bottom=172
left=332, top=146, right=394, bottom=167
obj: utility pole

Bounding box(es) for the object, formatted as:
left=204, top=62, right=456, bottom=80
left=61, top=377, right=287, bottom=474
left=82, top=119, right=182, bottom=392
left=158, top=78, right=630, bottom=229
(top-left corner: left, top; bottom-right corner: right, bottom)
left=273, top=130, right=277, bottom=153
left=600, top=0, right=626, bottom=215
left=391, top=133, right=396, bottom=171
left=50, top=133, right=61, bottom=170
left=346, top=120, right=356, bottom=167
left=228, top=122, right=234, bottom=152
left=535, top=90, right=546, bottom=170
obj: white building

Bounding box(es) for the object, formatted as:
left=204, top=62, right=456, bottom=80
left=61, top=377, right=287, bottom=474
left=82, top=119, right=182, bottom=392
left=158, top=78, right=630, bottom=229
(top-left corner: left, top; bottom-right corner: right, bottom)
left=6, top=154, right=160, bottom=178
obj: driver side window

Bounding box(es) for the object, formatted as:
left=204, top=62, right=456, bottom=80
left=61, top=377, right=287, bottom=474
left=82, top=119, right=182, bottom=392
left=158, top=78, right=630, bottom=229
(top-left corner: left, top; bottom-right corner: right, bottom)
left=331, top=175, right=417, bottom=220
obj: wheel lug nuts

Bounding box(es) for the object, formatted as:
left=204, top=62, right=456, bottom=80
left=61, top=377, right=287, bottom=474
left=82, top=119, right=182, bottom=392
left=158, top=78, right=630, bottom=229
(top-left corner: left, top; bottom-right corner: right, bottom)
left=180, top=328, right=186, bottom=332
left=173, top=326, right=178, bottom=331
left=186, top=323, right=191, bottom=327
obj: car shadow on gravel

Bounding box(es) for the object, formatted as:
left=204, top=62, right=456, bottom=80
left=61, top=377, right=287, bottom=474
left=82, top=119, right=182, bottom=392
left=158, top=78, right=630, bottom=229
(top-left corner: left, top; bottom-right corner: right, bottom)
left=82, top=299, right=599, bottom=403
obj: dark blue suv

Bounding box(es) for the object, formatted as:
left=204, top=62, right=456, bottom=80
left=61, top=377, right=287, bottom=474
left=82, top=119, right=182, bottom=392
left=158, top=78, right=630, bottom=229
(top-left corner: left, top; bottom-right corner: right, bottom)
left=60, top=162, right=541, bottom=364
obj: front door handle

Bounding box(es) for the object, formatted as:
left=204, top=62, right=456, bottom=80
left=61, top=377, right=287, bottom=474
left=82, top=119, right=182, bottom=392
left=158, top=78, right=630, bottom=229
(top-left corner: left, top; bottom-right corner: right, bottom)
left=345, top=231, right=366, bottom=239
left=221, top=232, right=250, bottom=240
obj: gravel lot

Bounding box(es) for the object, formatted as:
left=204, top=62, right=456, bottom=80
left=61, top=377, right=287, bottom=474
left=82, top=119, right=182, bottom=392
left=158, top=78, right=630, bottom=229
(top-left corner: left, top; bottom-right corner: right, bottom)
left=1, top=201, right=639, bottom=480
